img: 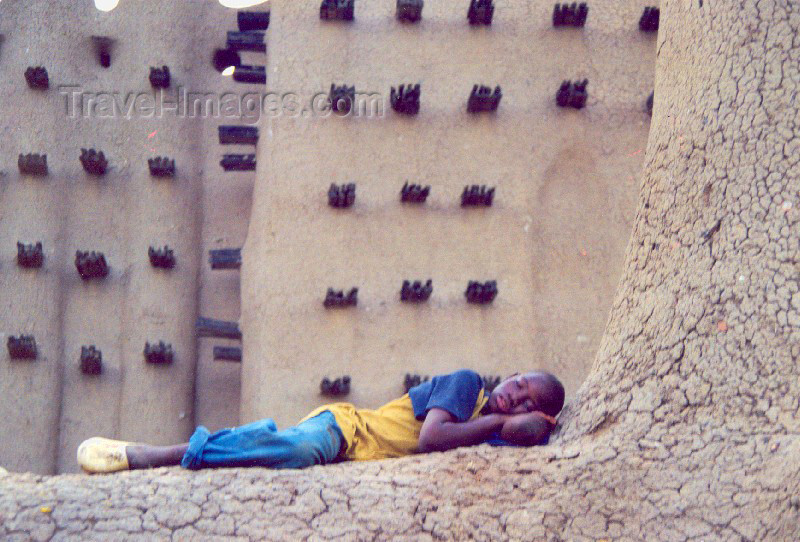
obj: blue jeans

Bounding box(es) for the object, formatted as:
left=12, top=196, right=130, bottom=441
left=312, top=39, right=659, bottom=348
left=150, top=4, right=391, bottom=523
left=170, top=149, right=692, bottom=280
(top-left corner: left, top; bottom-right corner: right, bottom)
left=181, top=411, right=344, bottom=470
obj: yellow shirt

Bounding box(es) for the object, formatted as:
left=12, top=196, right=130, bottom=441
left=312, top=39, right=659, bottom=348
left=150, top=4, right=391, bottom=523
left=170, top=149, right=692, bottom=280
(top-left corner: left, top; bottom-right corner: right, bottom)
left=299, top=390, right=489, bottom=461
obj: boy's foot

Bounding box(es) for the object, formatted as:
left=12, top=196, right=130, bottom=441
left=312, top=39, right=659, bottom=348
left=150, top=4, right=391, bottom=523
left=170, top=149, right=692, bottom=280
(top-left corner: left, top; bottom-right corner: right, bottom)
left=77, top=437, right=134, bottom=473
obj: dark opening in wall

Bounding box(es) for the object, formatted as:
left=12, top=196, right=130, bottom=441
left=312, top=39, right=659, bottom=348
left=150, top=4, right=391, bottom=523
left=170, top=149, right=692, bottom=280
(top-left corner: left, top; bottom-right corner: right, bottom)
left=212, top=48, right=241, bottom=74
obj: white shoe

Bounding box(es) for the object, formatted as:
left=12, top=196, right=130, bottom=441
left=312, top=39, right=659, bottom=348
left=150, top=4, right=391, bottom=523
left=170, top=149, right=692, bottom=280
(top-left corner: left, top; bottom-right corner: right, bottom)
left=77, top=437, right=133, bottom=473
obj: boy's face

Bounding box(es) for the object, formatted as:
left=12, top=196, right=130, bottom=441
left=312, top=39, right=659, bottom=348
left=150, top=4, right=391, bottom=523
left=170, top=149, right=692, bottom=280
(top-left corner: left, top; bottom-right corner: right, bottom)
left=487, top=373, right=549, bottom=415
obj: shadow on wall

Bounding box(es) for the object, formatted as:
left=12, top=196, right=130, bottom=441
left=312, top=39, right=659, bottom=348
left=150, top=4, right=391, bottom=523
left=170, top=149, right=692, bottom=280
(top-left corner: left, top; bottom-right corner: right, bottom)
left=531, top=137, right=637, bottom=393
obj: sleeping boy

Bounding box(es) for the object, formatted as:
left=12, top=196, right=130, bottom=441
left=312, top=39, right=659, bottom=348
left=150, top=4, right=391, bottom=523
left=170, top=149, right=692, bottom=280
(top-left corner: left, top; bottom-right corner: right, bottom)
left=78, top=369, right=564, bottom=472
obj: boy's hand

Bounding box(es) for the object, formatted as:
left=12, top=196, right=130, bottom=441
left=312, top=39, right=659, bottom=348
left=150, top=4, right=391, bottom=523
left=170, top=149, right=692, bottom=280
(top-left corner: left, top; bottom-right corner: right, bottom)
left=507, top=411, right=558, bottom=428
left=532, top=412, right=558, bottom=427
left=499, top=411, right=557, bottom=446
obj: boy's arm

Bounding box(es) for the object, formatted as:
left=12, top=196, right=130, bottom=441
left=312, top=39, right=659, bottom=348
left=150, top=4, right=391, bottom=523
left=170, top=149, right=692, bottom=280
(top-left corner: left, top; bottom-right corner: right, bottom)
left=417, top=408, right=509, bottom=453
left=499, top=412, right=557, bottom=446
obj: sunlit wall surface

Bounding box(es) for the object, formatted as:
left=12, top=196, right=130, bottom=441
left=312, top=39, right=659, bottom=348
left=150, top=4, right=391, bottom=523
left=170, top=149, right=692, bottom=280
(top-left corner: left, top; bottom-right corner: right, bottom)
left=219, top=0, right=268, bottom=8
left=94, top=0, right=119, bottom=12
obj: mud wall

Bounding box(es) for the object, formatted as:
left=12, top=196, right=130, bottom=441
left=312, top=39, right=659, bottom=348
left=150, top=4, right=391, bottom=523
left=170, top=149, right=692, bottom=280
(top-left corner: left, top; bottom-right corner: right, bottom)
left=0, top=0, right=254, bottom=473
left=241, top=0, right=656, bottom=426
left=1, top=0, right=656, bottom=473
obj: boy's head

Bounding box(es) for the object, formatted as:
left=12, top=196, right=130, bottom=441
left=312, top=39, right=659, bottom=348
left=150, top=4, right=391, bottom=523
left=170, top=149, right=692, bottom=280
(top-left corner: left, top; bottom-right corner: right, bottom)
left=487, top=371, right=565, bottom=417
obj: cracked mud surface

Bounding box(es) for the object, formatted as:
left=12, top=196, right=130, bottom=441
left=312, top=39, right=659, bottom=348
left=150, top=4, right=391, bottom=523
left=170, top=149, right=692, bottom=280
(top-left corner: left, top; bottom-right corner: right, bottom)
left=1, top=435, right=798, bottom=541
left=2, top=0, right=799, bottom=539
